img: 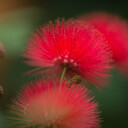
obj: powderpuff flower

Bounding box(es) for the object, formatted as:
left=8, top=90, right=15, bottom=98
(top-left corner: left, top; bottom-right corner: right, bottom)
left=8, top=80, right=100, bottom=128
left=23, top=19, right=112, bottom=89
left=80, top=13, right=128, bottom=73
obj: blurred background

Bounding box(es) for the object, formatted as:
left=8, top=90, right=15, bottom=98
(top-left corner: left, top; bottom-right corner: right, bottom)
left=0, top=0, right=128, bottom=127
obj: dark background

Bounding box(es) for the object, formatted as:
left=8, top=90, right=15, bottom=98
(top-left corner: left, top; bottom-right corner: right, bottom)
left=0, top=0, right=128, bottom=127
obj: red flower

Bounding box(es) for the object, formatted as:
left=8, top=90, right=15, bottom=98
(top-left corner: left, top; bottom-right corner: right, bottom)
left=80, top=13, right=128, bottom=73
left=23, top=19, right=112, bottom=89
left=8, top=80, right=100, bottom=128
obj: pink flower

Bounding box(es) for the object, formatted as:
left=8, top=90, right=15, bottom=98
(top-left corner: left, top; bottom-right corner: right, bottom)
left=80, top=13, right=128, bottom=73
left=8, top=80, right=100, bottom=128
left=23, top=19, right=112, bottom=89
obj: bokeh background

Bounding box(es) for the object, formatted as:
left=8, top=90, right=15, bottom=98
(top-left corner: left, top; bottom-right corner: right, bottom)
left=0, top=0, right=128, bottom=128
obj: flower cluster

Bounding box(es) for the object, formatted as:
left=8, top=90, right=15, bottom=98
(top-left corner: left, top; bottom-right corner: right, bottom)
left=8, top=12, right=128, bottom=128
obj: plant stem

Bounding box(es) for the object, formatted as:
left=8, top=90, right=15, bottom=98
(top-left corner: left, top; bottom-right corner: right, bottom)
left=69, top=80, right=73, bottom=88
left=60, top=67, right=67, bottom=88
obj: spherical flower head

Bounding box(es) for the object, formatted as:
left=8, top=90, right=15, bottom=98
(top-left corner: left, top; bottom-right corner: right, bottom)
left=23, top=19, right=112, bottom=89
left=8, top=80, right=100, bottom=128
left=80, top=12, right=128, bottom=73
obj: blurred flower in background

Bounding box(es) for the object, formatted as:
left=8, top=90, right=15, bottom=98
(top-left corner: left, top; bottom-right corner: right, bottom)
left=0, top=85, right=3, bottom=97
left=79, top=12, right=128, bottom=75
left=0, top=43, right=4, bottom=97
left=8, top=80, right=100, bottom=128
left=0, top=43, right=4, bottom=57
